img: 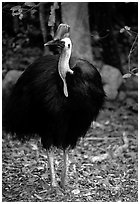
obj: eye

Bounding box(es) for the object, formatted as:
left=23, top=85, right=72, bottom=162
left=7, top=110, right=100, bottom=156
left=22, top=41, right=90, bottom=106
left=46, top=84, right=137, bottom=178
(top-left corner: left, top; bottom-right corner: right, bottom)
left=68, top=44, right=70, bottom=48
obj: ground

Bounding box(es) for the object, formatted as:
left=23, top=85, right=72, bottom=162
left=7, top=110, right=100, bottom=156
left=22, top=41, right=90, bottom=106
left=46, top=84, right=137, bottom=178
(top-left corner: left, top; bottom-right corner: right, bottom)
left=2, top=101, right=138, bottom=202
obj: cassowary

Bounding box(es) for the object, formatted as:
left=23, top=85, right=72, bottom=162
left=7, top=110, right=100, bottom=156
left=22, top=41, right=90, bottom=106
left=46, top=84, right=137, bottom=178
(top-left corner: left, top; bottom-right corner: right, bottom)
left=3, top=34, right=105, bottom=189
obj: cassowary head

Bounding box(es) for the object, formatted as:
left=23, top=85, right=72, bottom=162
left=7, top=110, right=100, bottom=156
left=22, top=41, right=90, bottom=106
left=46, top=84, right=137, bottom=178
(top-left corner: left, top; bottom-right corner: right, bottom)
left=44, top=23, right=71, bottom=54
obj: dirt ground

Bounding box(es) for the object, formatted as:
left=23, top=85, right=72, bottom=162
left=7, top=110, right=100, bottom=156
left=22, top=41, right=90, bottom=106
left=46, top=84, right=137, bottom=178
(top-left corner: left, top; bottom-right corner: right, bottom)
left=2, top=101, right=138, bottom=202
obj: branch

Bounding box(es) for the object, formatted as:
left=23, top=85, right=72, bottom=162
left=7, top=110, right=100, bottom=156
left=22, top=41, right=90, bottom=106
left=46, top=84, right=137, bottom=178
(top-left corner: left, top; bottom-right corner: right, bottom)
left=113, top=132, right=129, bottom=157
left=128, top=34, right=138, bottom=73
left=90, top=153, right=109, bottom=163
left=39, top=3, right=47, bottom=43
left=89, top=132, right=129, bottom=163
left=23, top=3, right=41, bottom=14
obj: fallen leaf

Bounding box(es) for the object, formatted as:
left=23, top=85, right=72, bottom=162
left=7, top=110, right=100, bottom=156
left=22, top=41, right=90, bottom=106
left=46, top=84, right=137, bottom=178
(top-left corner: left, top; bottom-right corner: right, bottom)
left=72, top=189, right=80, bottom=195
left=41, top=173, right=48, bottom=179
left=30, top=143, right=38, bottom=150
left=123, top=73, right=132, bottom=78
left=34, top=193, right=43, bottom=200
left=83, top=192, right=92, bottom=196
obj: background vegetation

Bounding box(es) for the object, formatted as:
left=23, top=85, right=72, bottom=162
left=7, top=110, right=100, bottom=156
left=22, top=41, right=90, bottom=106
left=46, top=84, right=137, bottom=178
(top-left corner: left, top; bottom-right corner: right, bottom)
left=2, top=2, right=138, bottom=73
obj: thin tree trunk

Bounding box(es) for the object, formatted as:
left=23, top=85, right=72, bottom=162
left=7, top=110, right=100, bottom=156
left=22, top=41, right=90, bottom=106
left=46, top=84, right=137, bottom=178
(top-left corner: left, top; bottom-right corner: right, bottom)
left=39, top=3, right=47, bottom=43
left=13, top=16, right=19, bottom=33
left=39, top=3, right=50, bottom=55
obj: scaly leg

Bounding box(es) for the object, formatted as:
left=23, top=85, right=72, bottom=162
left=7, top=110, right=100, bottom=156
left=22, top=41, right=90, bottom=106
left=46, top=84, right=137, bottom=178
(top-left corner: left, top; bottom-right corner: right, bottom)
left=47, top=149, right=57, bottom=188
left=61, top=149, right=69, bottom=189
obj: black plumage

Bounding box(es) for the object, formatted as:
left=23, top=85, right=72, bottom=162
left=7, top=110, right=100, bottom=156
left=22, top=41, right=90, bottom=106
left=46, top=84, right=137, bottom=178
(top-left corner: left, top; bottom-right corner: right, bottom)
left=3, top=36, right=105, bottom=188
left=4, top=55, right=105, bottom=148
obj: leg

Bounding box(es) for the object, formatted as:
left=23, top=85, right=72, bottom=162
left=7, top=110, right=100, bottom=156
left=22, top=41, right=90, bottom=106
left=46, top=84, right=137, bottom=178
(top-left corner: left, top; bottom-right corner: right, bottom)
left=47, top=149, right=57, bottom=187
left=60, top=149, right=69, bottom=188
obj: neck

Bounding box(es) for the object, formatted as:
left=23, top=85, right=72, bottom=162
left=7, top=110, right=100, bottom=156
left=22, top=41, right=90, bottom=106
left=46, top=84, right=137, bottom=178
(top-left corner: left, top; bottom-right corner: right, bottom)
left=58, top=50, right=73, bottom=97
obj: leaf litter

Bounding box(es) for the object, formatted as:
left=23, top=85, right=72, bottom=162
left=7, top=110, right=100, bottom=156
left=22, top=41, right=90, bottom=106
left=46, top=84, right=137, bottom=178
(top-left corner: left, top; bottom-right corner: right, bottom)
left=2, top=101, right=138, bottom=201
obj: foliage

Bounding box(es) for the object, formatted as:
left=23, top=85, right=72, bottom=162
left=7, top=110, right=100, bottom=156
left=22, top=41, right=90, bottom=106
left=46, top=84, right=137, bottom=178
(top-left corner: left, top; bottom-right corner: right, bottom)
left=2, top=2, right=138, bottom=74
left=10, top=3, right=40, bottom=20
left=2, top=31, right=43, bottom=71
left=2, top=2, right=63, bottom=71
left=2, top=2, right=44, bottom=71
left=120, top=26, right=138, bottom=78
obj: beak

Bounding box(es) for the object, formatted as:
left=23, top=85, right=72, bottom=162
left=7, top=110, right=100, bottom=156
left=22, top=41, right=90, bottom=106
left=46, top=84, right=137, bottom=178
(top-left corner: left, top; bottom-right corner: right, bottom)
left=44, top=40, right=55, bottom=46
left=44, top=39, right=65, bottom=50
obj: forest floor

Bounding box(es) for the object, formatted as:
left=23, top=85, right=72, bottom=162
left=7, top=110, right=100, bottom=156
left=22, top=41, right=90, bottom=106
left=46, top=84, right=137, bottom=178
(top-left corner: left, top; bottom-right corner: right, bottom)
left=2, top=101, right=138, bottom=202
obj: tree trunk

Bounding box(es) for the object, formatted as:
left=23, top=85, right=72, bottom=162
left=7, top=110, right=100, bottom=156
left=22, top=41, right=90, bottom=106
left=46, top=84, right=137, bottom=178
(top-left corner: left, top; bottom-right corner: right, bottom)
left=13, top=16, right=19, bottom=33
left=39, top=3, right=50, bottom=55
left=61, top=2, right=93, bottom=63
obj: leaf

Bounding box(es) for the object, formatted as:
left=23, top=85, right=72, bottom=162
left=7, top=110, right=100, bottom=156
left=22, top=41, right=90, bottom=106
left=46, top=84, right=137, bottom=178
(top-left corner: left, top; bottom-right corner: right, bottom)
left=72, top=189, right=80, bottom=195
left=34, top=193, right=43, bottom=200
left=41, top=173, right=48, bottom=179
left=31, top=9, right=37, bottom=15
left=84, top=192, right=91, bottom=196
left=40, top=153, right=48, bottom=159
left=37, top=166, right=44, bottom=170
left=124, top=25, right=131, bottom=31
left=24, top=2, right=36, bottom=7
left=120, top=28, right=125, bottom=33
left=30, top=143, right=38, bottom=150
left=90, top=153, right=109, bottom=163
left=105, top=120, right=110, bottom=125
left=28, top=177, right=36, bottom=183
left=10, top=5, right=23, bottom=17
left=19, top=13, right=23, bottom=20
left=10, top=5, right=21, bottom=12
left=123, top=73, right=132, bottom=78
